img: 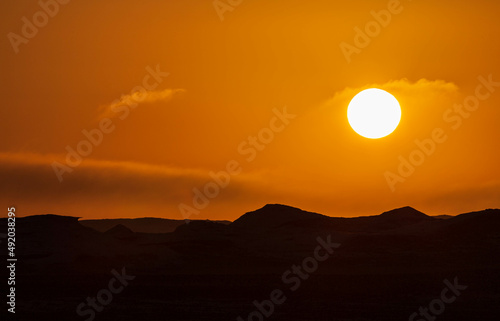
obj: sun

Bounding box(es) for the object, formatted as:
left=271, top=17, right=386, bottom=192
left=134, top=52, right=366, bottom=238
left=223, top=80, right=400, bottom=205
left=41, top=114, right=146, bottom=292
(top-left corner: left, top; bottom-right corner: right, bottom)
left=347, top=88, right=401, bottom=139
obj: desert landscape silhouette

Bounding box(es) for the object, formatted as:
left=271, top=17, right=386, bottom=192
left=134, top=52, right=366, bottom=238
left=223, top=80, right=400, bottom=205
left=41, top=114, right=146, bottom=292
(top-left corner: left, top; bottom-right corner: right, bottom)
left=2, top=204, right=499, bottom=320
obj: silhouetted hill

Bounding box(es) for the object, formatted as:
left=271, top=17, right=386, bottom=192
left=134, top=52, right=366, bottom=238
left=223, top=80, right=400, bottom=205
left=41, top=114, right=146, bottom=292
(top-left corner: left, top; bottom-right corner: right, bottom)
left=433, top=208, right=500, bottom=238
left=231, top=204, right=329, bottom=230
left=80, top=217, right=231, bottom=233
left=104, top=224, right=137, bottom=240
left=344, top=205, right=435, bottom=231
left=433, top=214, right=454, bottom=219
left=378, top=206, right=429, bottom=219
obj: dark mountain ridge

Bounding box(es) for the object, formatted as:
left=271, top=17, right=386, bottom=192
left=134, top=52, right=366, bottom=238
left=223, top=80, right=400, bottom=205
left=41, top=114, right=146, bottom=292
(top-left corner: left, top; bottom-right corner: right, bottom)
left=79, top=217, right=231, bottom=233
left=1, top=205, right=499, bottom=320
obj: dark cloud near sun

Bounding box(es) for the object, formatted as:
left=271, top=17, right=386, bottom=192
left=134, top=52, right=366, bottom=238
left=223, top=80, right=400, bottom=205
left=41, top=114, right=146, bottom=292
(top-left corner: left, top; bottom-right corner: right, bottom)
left=0, top=152, right=277, bottom=217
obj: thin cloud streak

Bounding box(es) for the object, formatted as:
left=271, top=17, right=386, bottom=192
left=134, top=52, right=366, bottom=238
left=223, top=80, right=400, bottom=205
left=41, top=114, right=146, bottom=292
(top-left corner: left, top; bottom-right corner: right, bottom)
left=97, top=88, right=186, bottom=120
left=329, top=79, right=459, bottom=104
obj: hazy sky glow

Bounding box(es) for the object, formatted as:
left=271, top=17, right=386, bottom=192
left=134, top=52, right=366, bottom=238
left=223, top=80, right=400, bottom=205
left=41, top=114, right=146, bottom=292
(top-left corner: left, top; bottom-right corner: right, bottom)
left=1, top=0, right=499, bottom=220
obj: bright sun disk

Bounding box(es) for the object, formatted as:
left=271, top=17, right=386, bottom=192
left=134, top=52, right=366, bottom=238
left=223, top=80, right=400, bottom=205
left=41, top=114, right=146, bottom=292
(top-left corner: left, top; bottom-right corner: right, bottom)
left=347, top=88, right=401, bottom=139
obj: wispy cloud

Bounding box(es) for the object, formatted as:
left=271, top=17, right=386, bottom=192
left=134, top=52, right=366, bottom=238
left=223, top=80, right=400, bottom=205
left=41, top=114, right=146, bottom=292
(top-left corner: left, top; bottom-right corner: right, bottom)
left=97, top=88, right=186, bottom=120
left=329, top=79, right=459, bottom=104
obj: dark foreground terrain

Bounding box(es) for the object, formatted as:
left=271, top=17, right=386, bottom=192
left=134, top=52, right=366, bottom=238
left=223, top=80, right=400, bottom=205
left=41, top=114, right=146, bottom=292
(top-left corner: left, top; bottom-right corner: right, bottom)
left=1, top=205, right=499, bottom=320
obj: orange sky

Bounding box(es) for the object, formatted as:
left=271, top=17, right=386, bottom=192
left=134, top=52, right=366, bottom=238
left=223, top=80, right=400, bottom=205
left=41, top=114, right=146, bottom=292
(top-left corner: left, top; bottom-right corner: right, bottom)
left=1, top=0, right=499, bottom=220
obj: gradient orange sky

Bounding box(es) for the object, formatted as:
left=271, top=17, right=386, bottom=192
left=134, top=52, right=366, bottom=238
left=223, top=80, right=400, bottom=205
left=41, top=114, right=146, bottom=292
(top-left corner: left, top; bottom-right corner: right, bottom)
left=1, top=0, right=499, bottom=220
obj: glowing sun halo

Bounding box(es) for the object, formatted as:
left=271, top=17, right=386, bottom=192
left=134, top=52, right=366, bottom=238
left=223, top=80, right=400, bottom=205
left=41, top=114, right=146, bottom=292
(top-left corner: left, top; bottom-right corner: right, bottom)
left=347, top=88, right=401, bottom=139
